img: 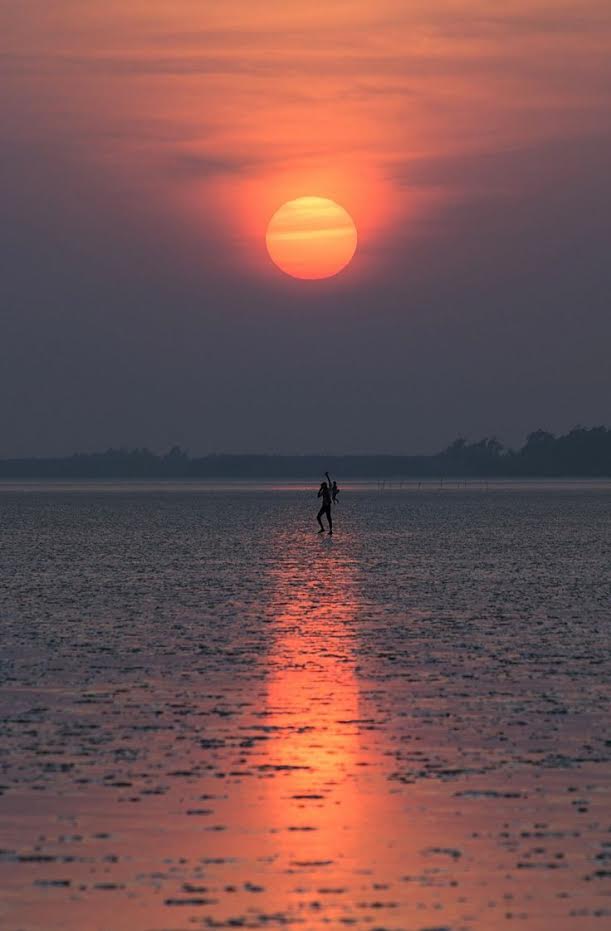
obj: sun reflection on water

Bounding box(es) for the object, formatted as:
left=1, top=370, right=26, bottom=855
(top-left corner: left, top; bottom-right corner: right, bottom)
left=265, top=540, right=362, bottom=805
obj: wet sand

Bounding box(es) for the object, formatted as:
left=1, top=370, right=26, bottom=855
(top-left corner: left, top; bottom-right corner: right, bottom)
left=1, top=483, right=610, bottom=929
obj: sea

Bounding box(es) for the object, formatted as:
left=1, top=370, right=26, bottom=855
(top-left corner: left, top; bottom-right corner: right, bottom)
left=0, top=480, right=610, bottom=930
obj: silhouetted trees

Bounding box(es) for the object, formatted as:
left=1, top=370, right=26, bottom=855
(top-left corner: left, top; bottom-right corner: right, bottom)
left=0, top=427, right=609, bottom=479
left=433, top=436, right=507, bottom=475
left=514, top=426, right=611, bottom=476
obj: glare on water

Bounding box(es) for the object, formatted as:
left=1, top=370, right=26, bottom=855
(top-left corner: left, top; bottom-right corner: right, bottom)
left=0, top=482, right=610, bottom=930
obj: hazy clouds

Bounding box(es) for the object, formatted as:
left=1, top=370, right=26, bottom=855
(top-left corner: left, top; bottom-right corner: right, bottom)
left=1, top=0, right=610, bottom=456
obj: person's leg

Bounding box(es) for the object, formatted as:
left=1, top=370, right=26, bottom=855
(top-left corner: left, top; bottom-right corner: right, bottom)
left=327, top=506, right=333, bottom=535
left=317, top=505, right=325, bottom=532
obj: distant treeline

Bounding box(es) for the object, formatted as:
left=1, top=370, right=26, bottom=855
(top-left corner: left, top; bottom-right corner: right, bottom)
left=1, top=427, right=610, bottom=479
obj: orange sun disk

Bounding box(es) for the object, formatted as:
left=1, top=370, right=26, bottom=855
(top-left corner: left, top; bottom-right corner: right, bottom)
left=266, top=196, right=357, bottom=280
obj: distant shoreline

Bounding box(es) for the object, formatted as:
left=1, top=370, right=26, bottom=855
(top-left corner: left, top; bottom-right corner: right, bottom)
left=0, top=427, right=609, bottom=479
left=0, top=477, right=609, bottom=488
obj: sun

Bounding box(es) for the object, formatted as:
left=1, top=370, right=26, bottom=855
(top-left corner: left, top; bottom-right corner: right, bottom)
left=265, top=196, right=357, bottom=280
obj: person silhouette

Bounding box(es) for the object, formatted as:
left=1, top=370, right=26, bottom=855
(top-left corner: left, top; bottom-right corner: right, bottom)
left=317, top=473, right=333, bottom=535
left=331, top=480, right=339, bottom=503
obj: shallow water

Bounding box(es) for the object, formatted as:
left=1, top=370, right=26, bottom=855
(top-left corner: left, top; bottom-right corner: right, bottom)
left=1, top=482, right=610, bottom=930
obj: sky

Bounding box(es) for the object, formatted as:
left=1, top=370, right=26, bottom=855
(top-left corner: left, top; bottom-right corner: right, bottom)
left=1, top=0, right=610, bottom=456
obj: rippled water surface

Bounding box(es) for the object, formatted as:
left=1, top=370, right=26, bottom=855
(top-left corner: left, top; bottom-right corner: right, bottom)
left=1, top=482, right=610, bottom=930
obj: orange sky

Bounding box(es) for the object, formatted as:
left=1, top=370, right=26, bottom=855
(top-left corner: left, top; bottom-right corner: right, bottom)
left=4, top=1, right=611, bottom=278
left=1, top=1, right=611, bottom=456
